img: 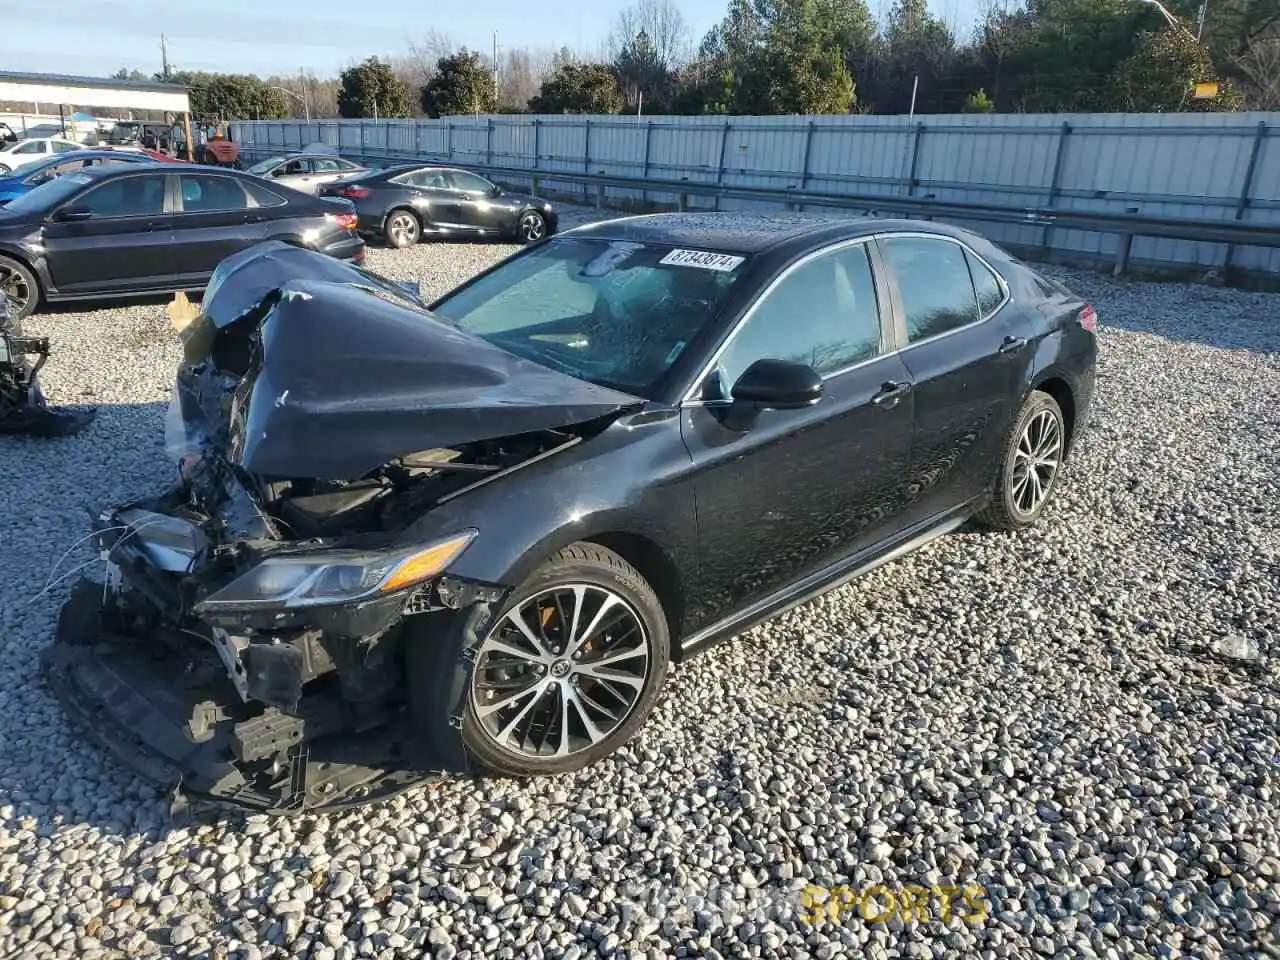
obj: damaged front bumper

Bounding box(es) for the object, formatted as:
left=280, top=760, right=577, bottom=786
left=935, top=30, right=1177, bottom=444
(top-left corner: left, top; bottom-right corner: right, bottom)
left=39, top=486, right=498, bottom=816
left=43, top=579, right=448, bottom=815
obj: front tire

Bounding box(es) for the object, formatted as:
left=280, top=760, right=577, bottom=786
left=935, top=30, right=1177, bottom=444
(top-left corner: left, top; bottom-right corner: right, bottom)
left=977, top=389, right=1066, bottom=531
left=516, top=210, right=547, bottom=244
left=384, top=209, right=421, bottom=248
left=407, top=543, right=670, bottom=777
left=0, top=255, right=39, bottom=322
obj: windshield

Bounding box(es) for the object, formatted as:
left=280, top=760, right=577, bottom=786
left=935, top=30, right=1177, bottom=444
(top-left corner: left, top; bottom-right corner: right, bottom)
left=247, top=156, right=286, bottom=174
left=0, top=171, right=94, bottom=214
left=431, top=237, right=749, bottom=396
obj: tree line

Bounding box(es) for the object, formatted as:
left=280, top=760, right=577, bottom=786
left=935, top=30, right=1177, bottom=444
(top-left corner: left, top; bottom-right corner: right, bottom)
left=119, top=0, right=1280, bottom=121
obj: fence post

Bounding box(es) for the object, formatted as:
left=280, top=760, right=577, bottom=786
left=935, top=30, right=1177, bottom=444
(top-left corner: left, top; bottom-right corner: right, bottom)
left=583, top=118, right=592, bottom=203
left=641, top=120, right=653, bottom=208
left=532, top=118, right=540, bottom=169
left=446, top=119, right=453, bottom=159
left=486, top=117, right=493, bottom=166
left=1041, top=121, right=1073, bottom=258
left=794, top=120, right=816, bottom=212
left=905, top=122, right=924, bottom=197
left=359, top=120, right=366, bottom=159
left=1224, top=120, right=1267, bottom=276
left=713, top=120, right=731, bottom=212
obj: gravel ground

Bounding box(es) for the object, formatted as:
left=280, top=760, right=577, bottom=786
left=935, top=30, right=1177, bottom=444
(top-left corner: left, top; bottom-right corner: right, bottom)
left=1, top=211, right=1278, bottom=960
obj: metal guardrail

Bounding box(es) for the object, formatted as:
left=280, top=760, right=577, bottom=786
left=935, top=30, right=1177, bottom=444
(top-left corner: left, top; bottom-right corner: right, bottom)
left=247, top=146, right=1280, bottom=277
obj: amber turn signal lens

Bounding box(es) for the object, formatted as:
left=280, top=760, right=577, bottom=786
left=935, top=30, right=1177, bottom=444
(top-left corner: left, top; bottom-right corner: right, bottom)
left=378, top=532, right=477, bottom=593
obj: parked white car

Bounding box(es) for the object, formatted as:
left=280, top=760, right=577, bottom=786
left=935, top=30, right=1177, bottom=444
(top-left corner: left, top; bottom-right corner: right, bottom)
left=0, top=137, right=84, bottom=173
left=246, top=154, right=366, bottom=195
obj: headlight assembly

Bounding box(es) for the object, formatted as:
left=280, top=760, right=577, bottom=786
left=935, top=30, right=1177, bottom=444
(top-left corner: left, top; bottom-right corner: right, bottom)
left=195, top=530, right=477, bottom=611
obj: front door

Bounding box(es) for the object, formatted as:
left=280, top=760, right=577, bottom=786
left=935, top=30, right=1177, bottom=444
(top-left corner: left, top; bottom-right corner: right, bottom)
left=169, top=171, right=269, bottom=285
left=876, top=234, right=1022, bottom=527
left=42, top=171, right=175, bottom=295
left=680, top=239, right=915, bottom=630
left=448, top=170, right=507, bottom=233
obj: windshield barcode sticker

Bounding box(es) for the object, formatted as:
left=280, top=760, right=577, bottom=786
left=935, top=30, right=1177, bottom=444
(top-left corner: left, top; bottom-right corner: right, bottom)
left=660, top=249, right=745, bottom=272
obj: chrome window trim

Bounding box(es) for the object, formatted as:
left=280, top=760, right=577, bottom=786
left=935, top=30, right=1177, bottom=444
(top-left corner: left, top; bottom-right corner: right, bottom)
left=874, top=231, right=1011, bottom=352
left=678, top=236, right=881, bottom=406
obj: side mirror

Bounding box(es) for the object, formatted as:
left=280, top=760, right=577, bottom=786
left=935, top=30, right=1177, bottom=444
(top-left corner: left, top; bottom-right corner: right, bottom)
left=721, top=359, right=823, bottom=431
left=731, top=358, right=823, bottom=409
left=490, top=184, right=502, bottom=197
left=55, top=204, right=93, bottom=222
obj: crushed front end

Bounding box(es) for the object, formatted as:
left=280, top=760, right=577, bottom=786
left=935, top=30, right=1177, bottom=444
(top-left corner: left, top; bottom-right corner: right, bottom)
left=40, top=241, right=636, bottom=814
left=41, top=463, right=488, bottom=814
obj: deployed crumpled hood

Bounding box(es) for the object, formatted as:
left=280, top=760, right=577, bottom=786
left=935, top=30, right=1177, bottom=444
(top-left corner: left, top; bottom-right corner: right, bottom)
left=201, top=240, right=422, bottom=331
left=228, top=279, right=642, bottom=480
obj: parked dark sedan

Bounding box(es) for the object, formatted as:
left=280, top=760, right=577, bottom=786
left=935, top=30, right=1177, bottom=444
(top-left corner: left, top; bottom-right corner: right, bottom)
left=44, top=214, right=1097, bottom=812
left=320, top=163, right=557, bottom=247
left=0, top=164, right=364, bottom=320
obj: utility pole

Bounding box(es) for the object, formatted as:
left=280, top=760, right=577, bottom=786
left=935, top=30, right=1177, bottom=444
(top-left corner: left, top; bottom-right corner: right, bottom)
left=160, top=34, right=170, bottom=80
left=1195, top=0, right=1208, bottom=39
left=492, top=31, right=499, bottom=112
left=299, top=67, right=311, bottom=123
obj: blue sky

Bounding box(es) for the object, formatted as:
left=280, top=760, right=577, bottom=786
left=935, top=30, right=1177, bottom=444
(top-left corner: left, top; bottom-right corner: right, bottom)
left=4, top=0, right=979, bottom=79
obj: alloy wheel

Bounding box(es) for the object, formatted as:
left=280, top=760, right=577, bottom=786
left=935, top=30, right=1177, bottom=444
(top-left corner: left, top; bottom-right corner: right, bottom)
left=1011, top=409, right=1062, bottom=516
left=519, top=212, right=546, bottom=243
left=0, top=262, right=32, bottom=316
left=470, top=584, right=650, bottom=759
left=388, top=212, right=419, bottom=247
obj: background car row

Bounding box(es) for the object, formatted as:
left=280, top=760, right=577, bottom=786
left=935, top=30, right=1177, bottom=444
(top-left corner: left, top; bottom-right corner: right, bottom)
left=0, top=164, right=363, bottom=319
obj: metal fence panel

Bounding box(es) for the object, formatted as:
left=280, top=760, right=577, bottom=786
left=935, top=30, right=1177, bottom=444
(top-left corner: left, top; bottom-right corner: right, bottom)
left=230, top=111, right=1280, bottom=274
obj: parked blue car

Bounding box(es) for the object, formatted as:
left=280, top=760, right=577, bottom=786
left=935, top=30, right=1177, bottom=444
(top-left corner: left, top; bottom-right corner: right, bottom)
left=0, top=150, right=156, bottom=205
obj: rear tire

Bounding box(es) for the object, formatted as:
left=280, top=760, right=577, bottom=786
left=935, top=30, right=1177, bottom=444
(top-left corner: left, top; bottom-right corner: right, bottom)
left=384, top=209, right=421, bottom=248
left=0, top=255, right=39, bottom=322
left=406, top=543, right=670, bottom=777
left=977, top=389, right=1066, bottom=531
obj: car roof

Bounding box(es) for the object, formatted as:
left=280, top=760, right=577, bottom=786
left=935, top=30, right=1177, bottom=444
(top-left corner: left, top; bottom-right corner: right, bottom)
left=47, top=150, right=150, bottom=162
left=52, top=163, right=235, bottom=184
left=377, top=163, right=466, bottom=176
left=562, top=212, right=986, bottom=255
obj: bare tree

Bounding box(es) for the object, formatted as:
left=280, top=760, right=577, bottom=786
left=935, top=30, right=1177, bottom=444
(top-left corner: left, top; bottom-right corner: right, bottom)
left=400, top=29, right=458, bottom=88
left=1234, top=38, right=1280, bottom=108
left=609, top=0, right=690, bottom=66
left=499, top=48, right=548, bottom=110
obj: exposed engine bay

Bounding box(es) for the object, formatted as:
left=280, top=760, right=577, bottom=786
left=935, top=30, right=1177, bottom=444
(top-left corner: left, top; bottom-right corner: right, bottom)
left=40, top=242, right=640, bottom=815
left=0, top=296, right=96, bottom=437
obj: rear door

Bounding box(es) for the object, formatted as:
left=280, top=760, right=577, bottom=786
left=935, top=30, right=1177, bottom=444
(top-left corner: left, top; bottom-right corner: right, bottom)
left=168, top=171, right=271, bottom=285
left=396, top=169, right=459, bottom=229
left=875, top=233, right=1021, bottom=527
left=41, top=170, right=175, bottom=295
left=308, top=157, right=356, bottom=193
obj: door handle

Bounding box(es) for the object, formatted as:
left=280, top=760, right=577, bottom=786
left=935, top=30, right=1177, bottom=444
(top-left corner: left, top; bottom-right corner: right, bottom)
left=999, top=335, right=1028, bottom=355
left=872, top=380, right=912, bottom=408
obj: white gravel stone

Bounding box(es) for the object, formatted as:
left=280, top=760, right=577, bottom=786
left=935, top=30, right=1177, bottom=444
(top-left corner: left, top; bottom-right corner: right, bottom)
left=0, top=206, right=1277, bottom=960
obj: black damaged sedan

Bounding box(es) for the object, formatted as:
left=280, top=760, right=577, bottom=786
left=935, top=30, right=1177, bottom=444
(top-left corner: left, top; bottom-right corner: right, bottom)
left=44, top=214, right=1098, bottom=813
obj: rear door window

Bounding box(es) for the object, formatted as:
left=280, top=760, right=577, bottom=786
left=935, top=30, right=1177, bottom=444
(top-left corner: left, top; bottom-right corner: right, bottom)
left=879, top=236, right=981, bottom=343
left=179, top=174, right=251, bottom=212
left=965, top=249, right=1006, bottom=316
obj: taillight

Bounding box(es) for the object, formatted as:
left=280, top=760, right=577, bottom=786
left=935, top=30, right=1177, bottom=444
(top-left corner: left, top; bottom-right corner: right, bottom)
left=336, top=185, right=371, bottom=199
left=326, top=212, right=358, bottom=232
left=1078, top=304, right=1098, bottom=333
